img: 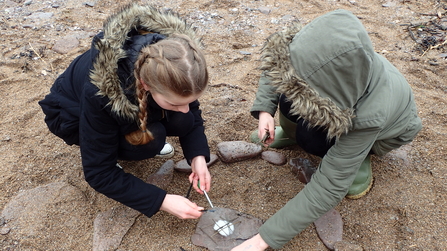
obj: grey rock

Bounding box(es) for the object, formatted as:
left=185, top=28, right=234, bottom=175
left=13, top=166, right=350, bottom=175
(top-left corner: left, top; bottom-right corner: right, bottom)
left=258, top=7, right=271, bottom=15
left=217, top=141, right=262, bottom=163
left=146, top=159, right=174, bottom=190
left=93, top=161, right=174, bottom=251
left=1, top=182, right=92, bottom=249
left=261, top=151, right=287, bottom=165
left=52, top=35, right=79, bottom=54
left=0, top=227, right=10, bottom=235
left=191, top=207, right=263, bottom=251
left=314, top=208, right=343, bottom=250
left=175, top=153, right=219, bottom=173
left=84, top=2, right=96, bottom=7
left=93, top=206, right=140, bottom=251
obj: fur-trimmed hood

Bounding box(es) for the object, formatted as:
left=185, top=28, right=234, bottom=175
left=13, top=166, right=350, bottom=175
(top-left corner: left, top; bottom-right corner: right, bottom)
left=260, top=10, right=376, bottom=139
left=89, top=3, right=202, bottom=120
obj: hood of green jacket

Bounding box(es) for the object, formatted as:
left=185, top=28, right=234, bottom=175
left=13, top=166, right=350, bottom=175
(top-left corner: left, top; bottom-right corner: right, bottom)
left=89, top=3, right=202, bottom=120
left=260, top=9, right=376, bottom=139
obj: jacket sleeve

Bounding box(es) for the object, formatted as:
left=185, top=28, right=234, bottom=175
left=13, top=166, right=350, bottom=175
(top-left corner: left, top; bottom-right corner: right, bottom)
left=258, top=127, right=380, bottom=249
left=250, top=72, right=281, bottom=119
left=179, top=100, right=210, bottom=164
left=79, top=84, right=166, bottom=218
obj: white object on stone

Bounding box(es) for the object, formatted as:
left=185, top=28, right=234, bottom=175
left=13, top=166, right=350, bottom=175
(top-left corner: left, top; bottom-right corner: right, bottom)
left=213, top=220, right=234, bottom=237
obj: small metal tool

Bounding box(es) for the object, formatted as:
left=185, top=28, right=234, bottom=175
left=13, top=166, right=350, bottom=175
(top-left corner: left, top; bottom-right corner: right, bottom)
left=198, top=180, right=214, bottom=208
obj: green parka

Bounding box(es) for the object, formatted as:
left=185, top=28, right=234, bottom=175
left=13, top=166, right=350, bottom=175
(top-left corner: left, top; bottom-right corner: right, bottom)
left=250, top=9, right=422, bottom=249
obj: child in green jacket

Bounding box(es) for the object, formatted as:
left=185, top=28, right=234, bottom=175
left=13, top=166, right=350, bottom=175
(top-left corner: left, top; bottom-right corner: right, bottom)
left=233, top=9, right=422, bottom=250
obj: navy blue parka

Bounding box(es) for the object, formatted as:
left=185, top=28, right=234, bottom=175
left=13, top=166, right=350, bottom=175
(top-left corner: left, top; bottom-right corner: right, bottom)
left=39, top=4, right=210, bottom=218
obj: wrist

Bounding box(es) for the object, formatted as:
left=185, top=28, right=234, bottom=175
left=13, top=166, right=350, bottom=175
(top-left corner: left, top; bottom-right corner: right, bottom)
left=254, top=234, right=269, bottom=249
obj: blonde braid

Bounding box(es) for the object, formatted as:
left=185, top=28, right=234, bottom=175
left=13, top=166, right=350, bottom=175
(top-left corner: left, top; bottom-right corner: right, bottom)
left=124, top=55, right=154, bottom=145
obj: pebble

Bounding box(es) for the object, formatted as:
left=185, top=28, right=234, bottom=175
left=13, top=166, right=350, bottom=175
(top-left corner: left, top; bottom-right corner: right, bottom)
left=216, top=141, right=262, bottom=163
left=261, top=151, right=287, bottom=165
left=0, top=227, right=10, bottom=235
left=258, top=7, right=271, bottom=15
left=314, top=208, right=343, bottom=250
left=175, top=153, right=219, bottom=173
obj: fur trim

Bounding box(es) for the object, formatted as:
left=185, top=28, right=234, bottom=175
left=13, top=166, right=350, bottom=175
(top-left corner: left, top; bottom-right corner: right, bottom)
left=260, top=23, right=353, bottom=139
left=89, top=3, right=201, bottom=120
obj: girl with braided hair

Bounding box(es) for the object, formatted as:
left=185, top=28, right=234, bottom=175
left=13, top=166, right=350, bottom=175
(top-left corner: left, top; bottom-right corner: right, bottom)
left=39, top=4, right=211, bottom=219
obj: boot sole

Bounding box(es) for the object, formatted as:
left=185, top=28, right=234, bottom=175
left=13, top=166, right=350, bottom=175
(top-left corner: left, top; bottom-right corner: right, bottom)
left=346, top=176, right=374, bottom=200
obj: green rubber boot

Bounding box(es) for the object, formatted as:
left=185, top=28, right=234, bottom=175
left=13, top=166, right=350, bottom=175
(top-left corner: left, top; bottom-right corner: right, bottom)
left=346, top=155, right=373, bottom=199
left=250, top=126, right=296, bottom=148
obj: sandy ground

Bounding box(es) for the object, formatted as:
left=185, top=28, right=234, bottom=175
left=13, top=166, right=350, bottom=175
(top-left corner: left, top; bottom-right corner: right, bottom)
left=1, top=0, right=446, bottom=250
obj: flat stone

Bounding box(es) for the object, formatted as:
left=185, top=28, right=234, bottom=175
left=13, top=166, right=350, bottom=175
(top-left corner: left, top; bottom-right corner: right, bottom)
left=191, top=207, right=263, bottom=251
left=146, top=159, right=174, bottom=190
left=290, top=157, right=317, bottom=184
left=217, top=141, right=262, bottom=163
left=93, top=206, right=140, bottom=251
left=175, top=153, right=219, bottom=173
left=93, top=160, right=174, bottom=251
left=261, top=151, right=287, bottom=165
left=314, top=208, right=343, bottom=250
left=52, top=35, right=79, bottom=54
left=0, top=182, right=92, bottom=249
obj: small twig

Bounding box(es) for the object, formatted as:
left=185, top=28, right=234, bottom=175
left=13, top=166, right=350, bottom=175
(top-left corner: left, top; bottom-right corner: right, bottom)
left=28, top=42, right=54, bottom=72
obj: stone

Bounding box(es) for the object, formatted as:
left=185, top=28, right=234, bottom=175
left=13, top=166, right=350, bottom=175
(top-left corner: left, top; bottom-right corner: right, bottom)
left=314, top=208, right=343, bottom=250
left=217, top=141, right=262, bottom=163
left=0, top=227, right=10, bottom=235
left=261, top=151, right=287, bottom=165
left=191, top=207, right=263, bottom=251
left=52, top=35, right=79, bottom=54
left=93, top=160, right=174, bottom=251
left=0, top=182, right=92, bottom=250
left=93, top=206, right=140, bottom=251
left=175, top=153, right=219, bottom=173
left=146, top=159, right=174, bottom=190
left=290, top=157, right=317, bottom=184
left=258, top=7, right=271, bottom=15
